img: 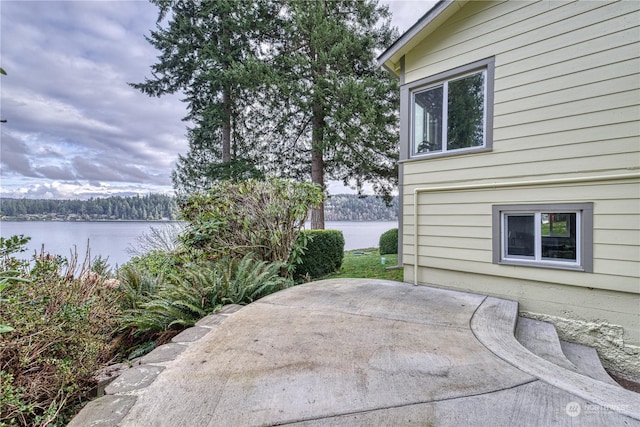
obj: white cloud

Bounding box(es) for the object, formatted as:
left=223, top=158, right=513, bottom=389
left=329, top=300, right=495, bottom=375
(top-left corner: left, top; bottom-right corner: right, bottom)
left=5, top=87, right=122, bottom=135
left=382, top=0, right=438, bottom=33
left=0, top=1, right=432, bottom=199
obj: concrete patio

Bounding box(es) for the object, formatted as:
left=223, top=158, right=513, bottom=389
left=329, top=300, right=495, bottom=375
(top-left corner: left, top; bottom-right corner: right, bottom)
left=69, top=279, right=639, bottom=426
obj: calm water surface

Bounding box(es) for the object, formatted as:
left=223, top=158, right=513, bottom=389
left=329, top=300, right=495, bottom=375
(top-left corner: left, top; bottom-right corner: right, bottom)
left=0, top=221, right=397, bottom=267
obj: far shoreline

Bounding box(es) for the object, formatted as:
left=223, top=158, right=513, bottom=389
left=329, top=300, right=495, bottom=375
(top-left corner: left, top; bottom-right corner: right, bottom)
left=1, top=218, right=397, bottom=223
left=0, top=219, right=180, bottom=222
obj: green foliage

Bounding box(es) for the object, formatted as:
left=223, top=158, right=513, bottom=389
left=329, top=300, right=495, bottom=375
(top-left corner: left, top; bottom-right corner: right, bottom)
left=133, top=0, right=279, bottom=194
left=1, top=193, right=398, bottom=222
left=91, top=255, right=112, bottom=277
left=327, top=248, right=403, bottom=282
left=173, top=157, right=266, bottom=199
left=324, top=194, right=398, bottom=221
left=134, top=0, right=400, bottom=217
left=0, top=239, right=121, bottom=426
left=260, top=0, right=400, bottom=219
left=180, top=179, right=324, bottom=269
left=123, top=250, right=185, bottom=281
left=119, top=263, right=220, bottom=334
left=117, top=184, right=304, bottom=346
left=0, top=235, right=30, bottom=271
left=294, top=230, right=345, bottom=280
left=0, top=237, right=31, bottom=334
left=117, top=262, right=165, bottom=311
left=0, top=371, right=34, bottom=426
left=127, top=341, right=157, bottom=360
left=379, top=228, right=399, bottom=255
left=0, top=194, right=178, bottom=221
left=30, top=253, right=66, bottom=279
left=217, top=255, right=290, bottom=305
left=119, top=255, right=290, bottom=336
left=0, top=235, right=30, bottom=258
left=0, top=272, right=29, bottom=334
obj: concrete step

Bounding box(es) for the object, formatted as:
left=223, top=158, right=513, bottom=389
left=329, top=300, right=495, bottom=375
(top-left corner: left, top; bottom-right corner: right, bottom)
left=559, top=340, right=620, bottom=387
left=515, top=317, right=578, bottom=372
left=515, top=317, right=621, bottom=387
left=472, top=298, right=640, bottom=420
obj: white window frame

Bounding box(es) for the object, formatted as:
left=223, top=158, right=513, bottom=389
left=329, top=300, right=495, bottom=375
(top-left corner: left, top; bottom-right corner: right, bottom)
left=492, top=203, right=594, bottom=272
left=411, top=69, right=487, bottom=157
left=403, top=57, right=494, bottom=161
left=501, top=211, right=581, bottom=265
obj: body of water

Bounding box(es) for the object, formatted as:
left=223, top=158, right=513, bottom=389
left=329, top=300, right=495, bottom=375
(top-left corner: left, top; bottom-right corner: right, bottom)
left=0, top=221, right=397, bottom=268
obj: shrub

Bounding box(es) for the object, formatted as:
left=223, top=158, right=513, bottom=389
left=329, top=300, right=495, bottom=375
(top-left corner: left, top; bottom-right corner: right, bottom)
left=118, top=254, right=291, bottom=337
left=379, top=228, right=398, bottom=255
left=295, top=230, right=345, bottom=280
left=0, top=241, right=120, bottom=426
left=127, top=223, right=184, bottom=257
left=0, top=235, right=30, bottom=272
left=123, top=250, right=186, bottom=280
left=117, top=263, right=165, bottom=311
left=118, top=262, right=222, bottom=335
left=179, top=179, right=324, bottom=270
left=217, top=255, right=291, bottom=304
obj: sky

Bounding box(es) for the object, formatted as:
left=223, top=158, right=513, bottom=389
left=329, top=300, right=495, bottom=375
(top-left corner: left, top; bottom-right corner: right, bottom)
left=0, top=0, right=437, bottom=200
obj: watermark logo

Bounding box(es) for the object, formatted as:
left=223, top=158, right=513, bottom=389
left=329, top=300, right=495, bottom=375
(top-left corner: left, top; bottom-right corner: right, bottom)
left=566, top=401, right=581, bottom=418
left=565, top=401, right=630, bottom=417
left=584, top=403, right=630, bottom=413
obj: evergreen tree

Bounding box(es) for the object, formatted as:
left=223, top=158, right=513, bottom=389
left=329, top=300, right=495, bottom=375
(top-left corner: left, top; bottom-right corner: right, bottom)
left=132, top=0, right=400, bottom=228
left=131, top=0, right=277, bottom=196
left=261, top=0, right=400, bottom=229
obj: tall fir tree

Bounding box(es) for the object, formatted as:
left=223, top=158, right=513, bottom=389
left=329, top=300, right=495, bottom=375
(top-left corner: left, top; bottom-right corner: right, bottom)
left=131, top=0, right=278, bottom=196
left=260, top=0, right=400, bottom=229
left=133, top=0, right=399, bottom=227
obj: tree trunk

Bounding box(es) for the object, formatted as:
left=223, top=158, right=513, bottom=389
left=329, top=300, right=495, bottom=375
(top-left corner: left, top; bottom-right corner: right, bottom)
left=310, top=99, right=325, bottom=230
left=222, top=88, right=232, bottom=163
left=310, top=151, right=324, bottom=229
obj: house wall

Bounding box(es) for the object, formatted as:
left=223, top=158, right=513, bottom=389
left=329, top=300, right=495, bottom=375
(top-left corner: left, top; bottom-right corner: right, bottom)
left=399, top=0, right=640, bottom=372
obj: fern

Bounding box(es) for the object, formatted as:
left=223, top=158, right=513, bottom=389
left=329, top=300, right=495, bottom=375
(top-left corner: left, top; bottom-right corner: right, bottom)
left=222, top=254, right=290, bottom=304
left=118, top=255, right=290, bottom=336
left=117, top=265, right=162, bottom=310
left=127, top=341, right=157, bottom=360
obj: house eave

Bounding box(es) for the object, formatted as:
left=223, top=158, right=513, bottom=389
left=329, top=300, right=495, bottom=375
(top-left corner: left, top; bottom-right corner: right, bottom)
left=377, top=0, right=468, bottom=76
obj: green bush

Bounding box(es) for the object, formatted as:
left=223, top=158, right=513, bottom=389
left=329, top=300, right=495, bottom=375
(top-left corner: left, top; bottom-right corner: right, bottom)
left=123, top=250, right=187, bottom=279
left=379, top=228, right=398, bottom=255
left=179, top=179, right=324, bottom=270
left=0, top=239, right=121, bottom=426
left=118, top=254, right=291, bottom=337
left=295, top=230, right=345, bottom=280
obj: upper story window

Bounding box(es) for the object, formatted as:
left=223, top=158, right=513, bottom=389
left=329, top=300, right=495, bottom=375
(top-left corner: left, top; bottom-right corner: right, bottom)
left=406, top=57, right=494, bottom=159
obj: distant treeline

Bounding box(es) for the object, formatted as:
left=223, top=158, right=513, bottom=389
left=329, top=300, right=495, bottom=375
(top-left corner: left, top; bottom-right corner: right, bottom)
left=0, top=193, right=398, bottom=222
left=0, top=194, right=180, bottom=221
left=324, top=194, right=398, bottom=221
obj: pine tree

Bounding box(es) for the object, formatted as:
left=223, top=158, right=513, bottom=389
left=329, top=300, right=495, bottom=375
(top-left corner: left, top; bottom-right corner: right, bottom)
left=259, top=0, right=400, bottom=229
left=131, top=0, right=278, bottom=196
left=133, top=0, right=400, bottom=228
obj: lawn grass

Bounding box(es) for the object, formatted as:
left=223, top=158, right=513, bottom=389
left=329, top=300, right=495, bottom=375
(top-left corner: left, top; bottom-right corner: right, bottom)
left=326, top=248, right=404, bottom=282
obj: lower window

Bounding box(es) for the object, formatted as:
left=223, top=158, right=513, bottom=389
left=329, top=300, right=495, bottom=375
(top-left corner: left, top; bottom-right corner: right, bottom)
left=492, top=203, right=593, bottom=272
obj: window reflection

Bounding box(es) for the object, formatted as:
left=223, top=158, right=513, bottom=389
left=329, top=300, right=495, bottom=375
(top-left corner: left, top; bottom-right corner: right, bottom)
left=447, top=72, right=485, bottom=150
left=505, top=215, right=535, bottom=258
left=414, top=86, right=443, bottom=154
left=541, top=213, right=576, bottom=261
left=411, top=70, right=485, bottom=156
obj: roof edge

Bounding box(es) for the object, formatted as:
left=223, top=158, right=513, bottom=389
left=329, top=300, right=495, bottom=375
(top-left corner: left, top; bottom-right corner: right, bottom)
left=377, top=0, right=455, bottom=75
